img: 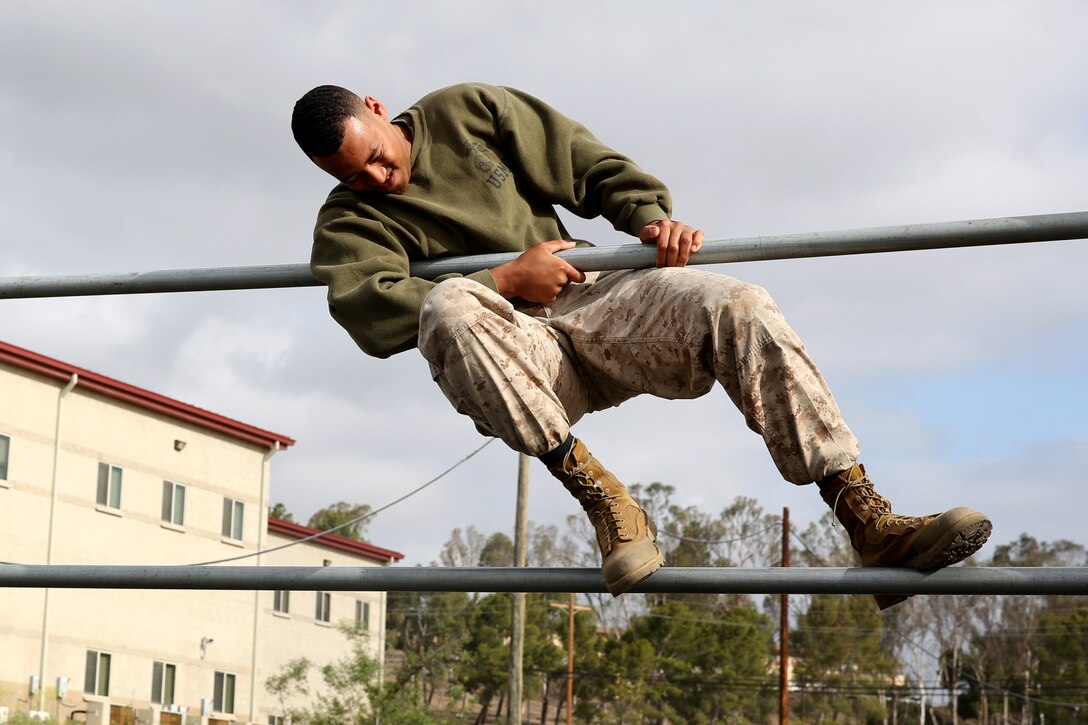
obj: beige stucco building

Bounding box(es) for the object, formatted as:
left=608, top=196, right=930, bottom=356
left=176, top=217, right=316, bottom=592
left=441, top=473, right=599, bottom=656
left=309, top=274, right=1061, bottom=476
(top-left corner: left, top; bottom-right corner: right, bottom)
left=0, top=340, right=403, bottom=725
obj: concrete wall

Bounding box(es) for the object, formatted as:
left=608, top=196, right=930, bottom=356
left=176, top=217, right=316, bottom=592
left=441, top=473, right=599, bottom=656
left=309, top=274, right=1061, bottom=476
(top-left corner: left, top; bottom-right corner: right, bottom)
left=0, top=362, right=390, bottom=724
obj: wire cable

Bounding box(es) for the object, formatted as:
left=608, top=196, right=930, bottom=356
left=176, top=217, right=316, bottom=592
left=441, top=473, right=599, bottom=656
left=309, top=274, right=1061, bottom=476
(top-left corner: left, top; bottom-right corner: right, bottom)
left=189, top=438, right=496, bottom=566
left=1, top=439, right=498, bottom=569
left=657, top=522, right=779, bottom=546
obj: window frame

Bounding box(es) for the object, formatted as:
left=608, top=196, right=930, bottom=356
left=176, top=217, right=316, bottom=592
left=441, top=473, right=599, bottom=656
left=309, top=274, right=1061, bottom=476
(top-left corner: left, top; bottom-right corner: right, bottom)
left=151, top=661, right=177, bottom=706
left=221, top=497, right=245, bottom=541
left=0, top=433, right=10, bottom=482
left=84, top=649, right=112, bottom=697
left=96, top=462, right=123, bottom=510
left=273, top=590, right=290, bottom=615
left=213, top=671, right=236, bottom=714
left=315, top=591, right=331, bottom=623
left=356, top=599, right=371, bottom=630
left=161, top=481, right=186, bottom=527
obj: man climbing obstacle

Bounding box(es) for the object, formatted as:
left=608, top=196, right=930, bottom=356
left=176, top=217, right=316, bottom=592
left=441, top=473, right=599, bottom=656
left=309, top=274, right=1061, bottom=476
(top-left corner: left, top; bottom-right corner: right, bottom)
left=291, top=83, right=992, bottom=607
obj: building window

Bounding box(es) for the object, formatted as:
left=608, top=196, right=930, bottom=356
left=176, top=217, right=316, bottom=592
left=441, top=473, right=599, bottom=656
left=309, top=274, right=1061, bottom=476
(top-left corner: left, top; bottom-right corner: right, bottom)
left=161, top=481, right=186, bottom=526
left=213, top=671, right=235, bottom=714
left=315, top=592, right=331, bottom=623
left=0, top=433, right=10, bottom=481
left=356, top=600, right=370, bottom=629
left=151, top=661, right=176, bottom=706
left=273, top=590, right=290, bottom=614
left=268, top=717, right=286, bottom=725
left=84, top=650, right=111, bottom=697
left=96, top=463, right=123, bottom=509
left=221, top=497, right=244, bottom=540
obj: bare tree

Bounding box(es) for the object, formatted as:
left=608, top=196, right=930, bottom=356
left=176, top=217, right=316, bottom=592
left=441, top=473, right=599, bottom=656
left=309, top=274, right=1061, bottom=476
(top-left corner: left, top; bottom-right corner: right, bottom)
left=437, top=525, right=489, bottom=568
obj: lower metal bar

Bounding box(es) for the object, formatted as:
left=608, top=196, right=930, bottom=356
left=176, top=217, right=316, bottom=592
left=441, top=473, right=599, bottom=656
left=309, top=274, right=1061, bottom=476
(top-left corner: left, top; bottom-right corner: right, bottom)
left=2, top=565, right=1086, bottom=595
left=1, top=211, right=1085, bottom=299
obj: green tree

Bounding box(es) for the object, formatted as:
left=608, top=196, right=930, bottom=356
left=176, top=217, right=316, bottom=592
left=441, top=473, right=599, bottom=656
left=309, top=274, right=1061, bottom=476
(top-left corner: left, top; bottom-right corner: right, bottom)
left=595, top=635, right=658, bottom=724
left=386, top=589, right=472, bottom=714
left=478, top=531, right=514, bottom=567
left=421, top=524, right=582, bottom=719
left=521, top=593, right=569, bottom=720
left=1034, top=607, right=1088, bottom=721
left=269, top=501, right=295, bottom=522
left=793, top=593, right=899, bottom=723
left=460, top=592, right=513, bottom=722
left=541, top=597, right=613, bottom=724
left=611, top=599, right=775, bottom=723
left=453, top=592, right=564, bottom=722
left=650, top=502, right=728, bottom=616
left=264, top=657, right=310, bottom=717
left=307, top=501, right=372, bottom=541
left=958, top=535, right=1088, bottom=723
left=266, top=624, right=437, bottom=725
left=651, top=496, right=782, bottom=614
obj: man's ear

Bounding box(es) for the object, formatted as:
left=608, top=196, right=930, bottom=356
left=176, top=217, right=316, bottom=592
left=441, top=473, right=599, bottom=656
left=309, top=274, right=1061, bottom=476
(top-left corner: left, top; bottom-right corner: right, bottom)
left=363, top=96, right=388, bottom=121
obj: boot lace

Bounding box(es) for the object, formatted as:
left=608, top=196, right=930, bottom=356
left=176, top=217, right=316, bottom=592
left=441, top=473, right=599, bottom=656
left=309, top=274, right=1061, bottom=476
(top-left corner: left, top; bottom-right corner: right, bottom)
left=563, top=459, right=631, bottom=550
left=831, top=469, right=926, bottom=534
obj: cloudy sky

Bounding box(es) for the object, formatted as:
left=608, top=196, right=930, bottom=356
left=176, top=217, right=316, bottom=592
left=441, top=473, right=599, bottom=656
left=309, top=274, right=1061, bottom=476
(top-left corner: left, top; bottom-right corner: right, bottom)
left=2, top=1, right=1086, bottom=567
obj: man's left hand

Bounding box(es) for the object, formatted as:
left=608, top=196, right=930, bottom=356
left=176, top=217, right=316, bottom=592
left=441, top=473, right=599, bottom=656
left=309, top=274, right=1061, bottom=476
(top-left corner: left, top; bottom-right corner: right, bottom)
left=639, top=219, right=705, bottom=267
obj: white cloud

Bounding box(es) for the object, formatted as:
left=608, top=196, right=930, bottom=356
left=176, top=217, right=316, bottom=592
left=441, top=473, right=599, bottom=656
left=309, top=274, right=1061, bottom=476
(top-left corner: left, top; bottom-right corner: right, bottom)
left=1, top=0, right=1086, bottom=565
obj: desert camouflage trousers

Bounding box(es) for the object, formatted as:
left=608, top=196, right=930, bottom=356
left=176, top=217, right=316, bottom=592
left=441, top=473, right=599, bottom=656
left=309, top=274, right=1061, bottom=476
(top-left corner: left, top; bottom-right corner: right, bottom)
left=417, top=267, right=860, bottom=484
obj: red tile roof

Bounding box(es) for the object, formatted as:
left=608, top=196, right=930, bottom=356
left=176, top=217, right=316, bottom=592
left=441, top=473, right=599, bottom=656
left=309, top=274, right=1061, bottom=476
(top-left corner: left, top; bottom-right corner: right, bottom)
left=0, top=338, right=295, bottom=449
left=267, top=517, right=404, bottom=563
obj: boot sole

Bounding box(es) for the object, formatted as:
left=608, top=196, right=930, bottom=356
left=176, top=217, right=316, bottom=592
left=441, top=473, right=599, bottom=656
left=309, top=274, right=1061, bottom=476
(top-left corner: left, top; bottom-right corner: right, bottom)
left=873, top=593, right=911, bottom=610
left=905, top=509, right=992, bottom=571
left=606, top=549, right=666, bottom=597
left=873, top=512, right=992, bottom=611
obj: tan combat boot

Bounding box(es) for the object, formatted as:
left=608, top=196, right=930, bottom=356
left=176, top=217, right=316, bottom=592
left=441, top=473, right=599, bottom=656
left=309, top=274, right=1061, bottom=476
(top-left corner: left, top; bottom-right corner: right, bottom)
left=547, top=439, right=665, bottom=596
left=818, top=463, right=992, bottom=609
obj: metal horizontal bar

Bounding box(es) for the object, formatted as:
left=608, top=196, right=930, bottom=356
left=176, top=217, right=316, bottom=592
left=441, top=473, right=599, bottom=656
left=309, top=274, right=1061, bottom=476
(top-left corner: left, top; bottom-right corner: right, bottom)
left=1, top=211, right=1085, bottom=299
left=2, top=565, right=1086, bottom=595
left=0, top=263, right=317, bottom=299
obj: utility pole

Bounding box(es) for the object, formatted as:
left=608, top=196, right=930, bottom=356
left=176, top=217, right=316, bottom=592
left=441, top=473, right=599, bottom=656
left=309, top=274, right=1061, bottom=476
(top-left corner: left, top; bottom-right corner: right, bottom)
left=779, top=506, right=790, bottom=725
left=508, top=454, right=530, bottom=725
left=549, top=596, right=592, bottom=725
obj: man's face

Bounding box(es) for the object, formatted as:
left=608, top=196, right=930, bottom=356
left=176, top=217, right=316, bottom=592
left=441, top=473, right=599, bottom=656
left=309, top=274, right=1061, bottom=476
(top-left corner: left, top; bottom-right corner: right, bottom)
left=311, top=99, right=411, bottom=195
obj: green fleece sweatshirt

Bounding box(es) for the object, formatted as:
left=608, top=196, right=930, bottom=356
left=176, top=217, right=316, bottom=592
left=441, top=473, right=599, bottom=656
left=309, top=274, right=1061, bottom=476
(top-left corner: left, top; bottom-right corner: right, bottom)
left=309, top=83, right=672, bottom=358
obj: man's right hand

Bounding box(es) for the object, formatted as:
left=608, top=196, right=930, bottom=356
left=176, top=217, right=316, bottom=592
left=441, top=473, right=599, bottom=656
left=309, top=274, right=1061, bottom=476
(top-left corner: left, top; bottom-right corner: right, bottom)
left=491, top=240, right=586, bottom=303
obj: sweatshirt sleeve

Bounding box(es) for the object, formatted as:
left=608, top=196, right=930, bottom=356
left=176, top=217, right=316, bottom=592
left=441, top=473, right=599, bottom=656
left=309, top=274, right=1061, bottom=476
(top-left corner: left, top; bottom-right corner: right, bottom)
left=310, top=198, right=496, bottom=359
left=495, top=86, right=673, bottom=236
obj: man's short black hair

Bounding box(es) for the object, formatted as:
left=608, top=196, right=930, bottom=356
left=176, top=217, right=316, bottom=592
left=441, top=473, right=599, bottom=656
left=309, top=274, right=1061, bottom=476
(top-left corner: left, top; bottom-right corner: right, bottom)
left=292, top=85, right=366, bottom=158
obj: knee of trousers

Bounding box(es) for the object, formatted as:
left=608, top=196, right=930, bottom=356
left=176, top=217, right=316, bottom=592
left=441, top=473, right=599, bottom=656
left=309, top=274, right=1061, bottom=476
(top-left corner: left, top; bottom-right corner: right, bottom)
left=707, top=280, right=803, bottom=372
left=720, top=282, right=788, bottom=333
left=418, top=278, right=508, bottom=365
left=678, top=275, right=778, bottom=333
left=722, top=280, right=774, bottom=315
